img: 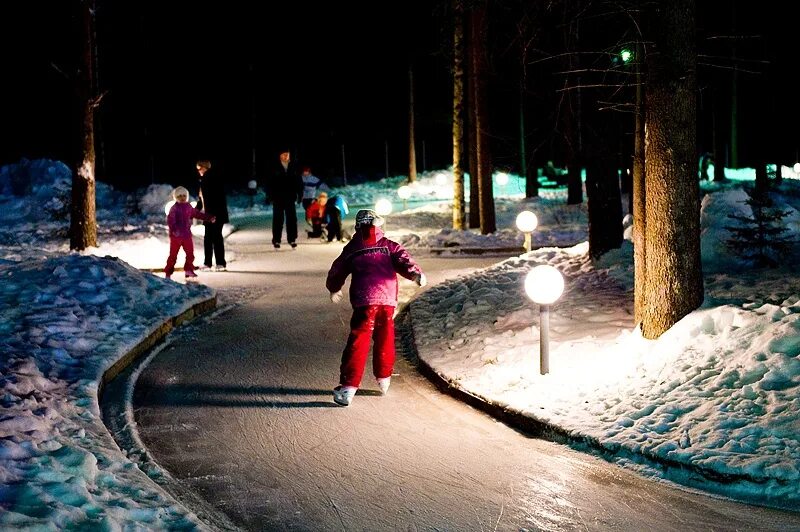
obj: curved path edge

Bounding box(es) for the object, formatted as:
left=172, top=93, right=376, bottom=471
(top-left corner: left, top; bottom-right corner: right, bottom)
left=98, top=295, right=242, bottom=531
left=396, top=304, right=800, bottom=513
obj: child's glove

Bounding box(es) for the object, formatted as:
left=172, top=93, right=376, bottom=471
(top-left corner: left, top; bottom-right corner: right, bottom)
left=414, top=273, right=427, bottom=287
left=330, top=290, right=343, bottom=303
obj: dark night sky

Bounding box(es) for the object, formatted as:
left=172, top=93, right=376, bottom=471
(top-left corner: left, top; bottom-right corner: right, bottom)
left=1, top=1, right=450, bottom=189
left=1, top=1, right=797, bottom=190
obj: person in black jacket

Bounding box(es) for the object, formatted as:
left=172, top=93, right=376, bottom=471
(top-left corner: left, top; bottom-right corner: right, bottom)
left=265, top=148, right=303, bottom=249
left=195, top=160, right=229, bottom=271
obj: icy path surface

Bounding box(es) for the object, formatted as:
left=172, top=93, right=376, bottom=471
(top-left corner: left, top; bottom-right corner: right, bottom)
left=130, top=215, right=800, bottom=531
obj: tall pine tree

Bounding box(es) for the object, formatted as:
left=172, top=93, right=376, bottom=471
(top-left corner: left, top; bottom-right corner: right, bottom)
left=725, top=185, right=795, bottom=268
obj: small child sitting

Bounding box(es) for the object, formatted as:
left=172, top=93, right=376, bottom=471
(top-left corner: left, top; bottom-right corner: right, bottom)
left=164, top=186, right=215, bottom=280
left=305, top=191, right=328, bottom=238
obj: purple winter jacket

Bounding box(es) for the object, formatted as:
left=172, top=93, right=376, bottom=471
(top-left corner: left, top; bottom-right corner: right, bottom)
left=167, top=202, right=213, bottom=239
left=326, top=227, right=423, bottom=308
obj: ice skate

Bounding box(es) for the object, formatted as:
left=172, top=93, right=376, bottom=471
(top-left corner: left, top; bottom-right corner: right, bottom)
left=377, top=377, right=391, bottom=395
left=333, top=386, right=357, bottom=406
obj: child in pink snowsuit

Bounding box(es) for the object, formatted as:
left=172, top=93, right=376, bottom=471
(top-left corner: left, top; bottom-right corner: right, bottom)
left=164, top=186, right=215, bottom=280
left=326, top=209, right=426, bottom=406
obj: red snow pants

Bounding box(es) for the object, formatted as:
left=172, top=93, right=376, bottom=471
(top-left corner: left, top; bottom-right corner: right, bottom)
left=164, top=235, right=195, bottom=276
left=339, top=305, right=396, bottom=388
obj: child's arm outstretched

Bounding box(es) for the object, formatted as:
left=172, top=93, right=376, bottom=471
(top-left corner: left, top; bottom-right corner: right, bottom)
left=326, top=251, right=351, bottom=301
left=192, top=207, right=216, bottom=224
left=389, top=242, right=425, bottom=286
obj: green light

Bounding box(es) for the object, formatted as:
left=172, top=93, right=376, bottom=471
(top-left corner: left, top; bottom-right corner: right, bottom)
left=620, top=48, right=633, bottom=63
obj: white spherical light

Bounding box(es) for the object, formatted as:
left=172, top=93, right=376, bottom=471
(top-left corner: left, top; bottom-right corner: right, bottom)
left=164, top=199, right=175, bottom=216
left=248, top=180, right=257, bottom=190
left=524, top=265, right=564, bottom=305
left=495, top=172, right=509, bottom=186
left=375, top=198, right=393, bottom=216
left=516, top=211, right=538, bottom=233
left=397, top=185, right=412, bottom=200
left=794, top=162, right=800, bottom=175
left=435, top=173, right=447, bottom=186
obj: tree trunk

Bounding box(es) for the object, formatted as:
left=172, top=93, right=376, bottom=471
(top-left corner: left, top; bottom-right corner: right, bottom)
left=633, top=43, right=646, bottom=323
left=408, top=64, right=418, bottom=183
left=466, top=9, right=480, bottom=229
left=468, top=129, right=480, bottom=228
left=564, top=13, right=583, bottom=205
left=712, top=87, right=727, bottom=182
left=519, top=82, right=535, bottom=197
left=729, top=3, right=739, bottom=169
left=70, top=0, right=98, bottom=251
left=452, top=0, right=466, bottom=229
left=642, top=0, right=703, bottom=339
left=471, top=3, right=495, bottom=234
left=755, top=159, right=768, bottom=193
left=586, top=159, right=623, bottom=258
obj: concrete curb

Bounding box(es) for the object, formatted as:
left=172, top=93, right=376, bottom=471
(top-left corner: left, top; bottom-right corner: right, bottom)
left=396, top=305, right=573, bottom=448
left=98, top=296, right=217, bottom=398
left=395, top=304, right=799, bottom=511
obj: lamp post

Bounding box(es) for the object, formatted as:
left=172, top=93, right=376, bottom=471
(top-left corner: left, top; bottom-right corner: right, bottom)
left=375, top=198, right=393, bottom=230
left=516, top=210, right=538, bottom=252
left=398, top=185, right=411, bottom=210
left=524, top=265, right=564, bottom=375
left=247, top=179, right=257, bottom=209
left=495, top=172, right=509, bottom=195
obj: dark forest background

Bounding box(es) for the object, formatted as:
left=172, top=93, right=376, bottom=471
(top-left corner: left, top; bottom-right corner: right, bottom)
left=0, top=1, right=796, bottom=191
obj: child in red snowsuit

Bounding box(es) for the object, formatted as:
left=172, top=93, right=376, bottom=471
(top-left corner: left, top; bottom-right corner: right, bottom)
left=164, top=186, right=215, bottom=280
left=305, top=191, right=328, bottom=238
left=326, top=209, right=426, bottom=406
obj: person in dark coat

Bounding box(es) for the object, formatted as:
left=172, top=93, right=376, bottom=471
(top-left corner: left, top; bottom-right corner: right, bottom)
left=265, top=148, right=304, bottom=249
left=195, top=160, right=229, bottom=271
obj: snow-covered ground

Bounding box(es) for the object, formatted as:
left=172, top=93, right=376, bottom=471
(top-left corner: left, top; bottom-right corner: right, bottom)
left=1, top=158, right=800, bottom=527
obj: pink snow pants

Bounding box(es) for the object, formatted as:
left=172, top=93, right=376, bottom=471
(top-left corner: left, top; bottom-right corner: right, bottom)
left=164, top=235, right=195, bottom=276
left=339, top=305, right=396, bottom=388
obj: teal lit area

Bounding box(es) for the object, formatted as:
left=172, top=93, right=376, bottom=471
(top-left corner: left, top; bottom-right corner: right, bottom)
left=467, top=162, right=800, bottom=196
left=535, top=166, right=586, bottom=188
left=706, top=165, right=774, bottom=182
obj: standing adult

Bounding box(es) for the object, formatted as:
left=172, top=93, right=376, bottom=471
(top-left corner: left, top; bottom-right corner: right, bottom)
left=195, top=159, right=229, bottom=271
left=300, top=166, right=323, bottom=210
left=265, top=148, right=303, bottom=249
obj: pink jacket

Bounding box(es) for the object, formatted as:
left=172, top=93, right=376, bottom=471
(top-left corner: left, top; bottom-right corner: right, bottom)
left=167, top=202, right=213, bottom=239
left=326, top=227, right=422, bottom=308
